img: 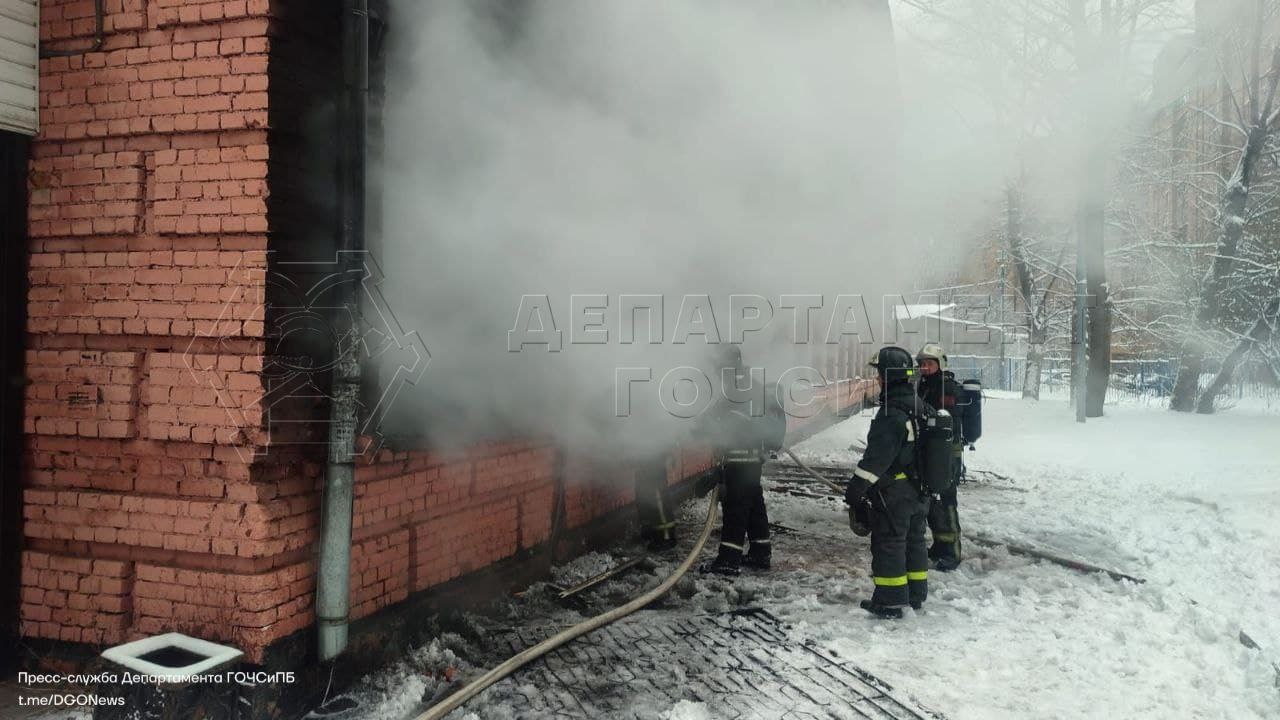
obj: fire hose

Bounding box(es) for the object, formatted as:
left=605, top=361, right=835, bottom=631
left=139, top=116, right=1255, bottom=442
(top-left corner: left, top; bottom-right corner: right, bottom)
left=779, top=449, right=1279, bottom=686
left=411, top=486, right=720, bottom=720
left=783, top=448, right=845, bottom=494
left=783, top=448, right=1147, bottom=581
left=412, top=446, right=1277, bottom=717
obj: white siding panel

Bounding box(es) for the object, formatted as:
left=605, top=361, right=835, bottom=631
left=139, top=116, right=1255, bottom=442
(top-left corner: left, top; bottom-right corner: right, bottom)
left=0, top=0, right=38, bottom=136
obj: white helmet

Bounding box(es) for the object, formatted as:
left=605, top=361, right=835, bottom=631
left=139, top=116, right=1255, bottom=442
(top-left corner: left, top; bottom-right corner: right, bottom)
left=916, top=343, right=947, bottom=370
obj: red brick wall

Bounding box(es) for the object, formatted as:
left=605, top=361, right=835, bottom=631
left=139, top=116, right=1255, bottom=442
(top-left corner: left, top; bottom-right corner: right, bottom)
left=333, top=381, right=876, bottom=636
left=347, top=441, right=554, bottom=620
left=19, top=0, right=299, bottom=663
left=18, top=0, right=881, bottom=666
left=20, top=554, right=131, bottom=646
left=799, top=377, right=877, bottom=429
left=345, top=439, right=721, bottom=627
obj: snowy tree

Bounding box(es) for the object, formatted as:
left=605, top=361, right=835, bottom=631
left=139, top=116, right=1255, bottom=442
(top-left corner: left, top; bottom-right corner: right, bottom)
left=1003, top=178, right=1078, bottom=398
left=1159, top=0, right=1280, bottom=413
left=899, top=0, right=1189, bottom=416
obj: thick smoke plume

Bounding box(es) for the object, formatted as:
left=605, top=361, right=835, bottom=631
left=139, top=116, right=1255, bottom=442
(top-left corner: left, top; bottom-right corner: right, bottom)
left=373, top=1, right=965, bottom=453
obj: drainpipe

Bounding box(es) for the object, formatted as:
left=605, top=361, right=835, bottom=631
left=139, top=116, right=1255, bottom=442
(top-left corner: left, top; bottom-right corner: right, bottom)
left=40, top=0, right=104, bottom=58
left=317, top=0, right=368, bottom=663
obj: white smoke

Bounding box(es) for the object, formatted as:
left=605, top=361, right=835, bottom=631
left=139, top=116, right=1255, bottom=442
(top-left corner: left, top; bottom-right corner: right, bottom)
left=373, top=0, right=981, bottom=453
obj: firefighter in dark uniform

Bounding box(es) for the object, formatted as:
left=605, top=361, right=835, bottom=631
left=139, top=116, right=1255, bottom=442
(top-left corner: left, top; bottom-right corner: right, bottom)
left=635, top=455, right=678, bottom=552
left=916, top=343, right=981, bottom=571
left=845, top=346, right=931, bottom=618
left=700, top=347, right=785, bottom=576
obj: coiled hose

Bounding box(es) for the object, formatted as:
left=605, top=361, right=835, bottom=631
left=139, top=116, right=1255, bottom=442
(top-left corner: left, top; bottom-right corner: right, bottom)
left=411, top=486, right=721, bottom=720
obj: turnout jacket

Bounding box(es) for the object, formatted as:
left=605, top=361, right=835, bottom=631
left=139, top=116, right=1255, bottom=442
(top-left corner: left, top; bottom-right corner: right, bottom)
left=917, top=371, right=959, bottom=414
left=698, top=382, right=788, bottom=460
left=853, top=383, right=924, bottom=487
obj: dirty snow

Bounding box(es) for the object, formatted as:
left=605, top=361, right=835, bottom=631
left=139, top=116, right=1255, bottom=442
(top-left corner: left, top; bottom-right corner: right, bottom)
left=661, top=700, right=714, bottom=719
left=312, top=395, right=1280, bottom=719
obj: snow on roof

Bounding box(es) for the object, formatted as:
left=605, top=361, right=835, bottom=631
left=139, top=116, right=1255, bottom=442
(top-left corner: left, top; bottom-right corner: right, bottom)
left=892, top=303, right=957, bottom=319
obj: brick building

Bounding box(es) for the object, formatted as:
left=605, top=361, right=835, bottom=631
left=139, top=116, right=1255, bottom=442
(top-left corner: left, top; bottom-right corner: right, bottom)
left=0, top=1, right=877, bottom=710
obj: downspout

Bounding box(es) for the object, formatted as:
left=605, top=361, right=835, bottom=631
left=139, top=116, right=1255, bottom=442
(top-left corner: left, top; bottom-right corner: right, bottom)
left=317, top=0, right=368, bottom=663
left=40, top=0, right=104, bottom=58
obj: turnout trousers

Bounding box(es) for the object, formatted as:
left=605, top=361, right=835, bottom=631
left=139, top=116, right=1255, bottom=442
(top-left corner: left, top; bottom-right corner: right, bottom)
left=927, top=450, right=964, bottom=564
left=719, top=459, right=770, bottom=557
left=635, top=459, right=675, bottom=542
left=868, top=476, right=929, bottom=607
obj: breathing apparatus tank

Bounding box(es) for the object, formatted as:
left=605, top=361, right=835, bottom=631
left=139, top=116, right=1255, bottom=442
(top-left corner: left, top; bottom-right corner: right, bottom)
left=917, top=407, right=954, bottom=494
left=959, top=379, right=983, bottom=444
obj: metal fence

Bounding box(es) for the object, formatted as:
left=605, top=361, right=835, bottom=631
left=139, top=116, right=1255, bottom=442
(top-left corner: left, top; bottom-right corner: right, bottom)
left=949, top=354, right=1280, bottom=410
left=947, top=355, right=1024, bottom=392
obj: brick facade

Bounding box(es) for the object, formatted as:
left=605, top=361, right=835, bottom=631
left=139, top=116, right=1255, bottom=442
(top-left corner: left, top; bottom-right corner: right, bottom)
left=18, top=0, right=878, bottom=667
left=21, top=0, right=280, bottom=659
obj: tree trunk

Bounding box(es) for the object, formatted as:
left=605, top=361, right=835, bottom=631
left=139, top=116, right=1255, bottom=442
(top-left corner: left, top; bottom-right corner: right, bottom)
left=1079, top=144, right=1110, bottom=417
left=1195, top=298, right=1279, bottom=413
left=1004, top=182, right=1044, bottom=400
left=1171, top=124, right=1266, bottom=411
left=1070, top=300, right=1082, bottom=408
left=1086, top=281, right=1110, bottom=416
left=1169, top=352, right=1203, bottom=411
left=1023, top=344, right=1043, bottom=400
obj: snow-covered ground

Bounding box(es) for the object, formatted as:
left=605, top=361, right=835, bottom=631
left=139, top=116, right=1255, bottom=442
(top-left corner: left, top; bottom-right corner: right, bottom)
left=306, top=395, right=1280, bottom=719
left=783, top=395, right=1280, bottom=719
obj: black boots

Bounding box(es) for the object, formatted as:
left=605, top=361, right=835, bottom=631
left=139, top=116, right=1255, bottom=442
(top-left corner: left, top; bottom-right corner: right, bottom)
left=860, top=599, right=923, bottom=616
left=701, top=541, right=772, bottom=576
left=928, top=543, right=960, bottom=572
left=700, top=547, right=742, bottom=576
left=645, top=534, right=679, bottom=553
left=860, top=600, right=905, bottom=619
left=743, top=542, right=771, bottom=570
left=640, top=526, right=679, bottom=554
left=934, top=557, right=960, bottom=572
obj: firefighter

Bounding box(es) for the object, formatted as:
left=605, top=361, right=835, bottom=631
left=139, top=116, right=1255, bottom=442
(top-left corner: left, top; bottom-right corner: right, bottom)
left=845, top=346, right=931, bottom=618
left=700, top=347, right=785, bottom=576
left=635, top=455, right=678, bottom=553
left=915, top=343, right=979, bottom=572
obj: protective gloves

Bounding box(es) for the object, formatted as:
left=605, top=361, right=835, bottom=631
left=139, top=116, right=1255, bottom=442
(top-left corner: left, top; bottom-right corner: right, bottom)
left=845, top=475, right=875, bottom=537
left=845, top=475, right=873, bottom=506
left=847, top=501, right=871, bottom=537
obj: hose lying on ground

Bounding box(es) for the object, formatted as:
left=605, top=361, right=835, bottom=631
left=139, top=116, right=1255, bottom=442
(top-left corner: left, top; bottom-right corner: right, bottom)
left=965, top=532, right=1145, bottom=584
left=411, top=487, right=721, bottom=720
left=783, top=448, right=845, bottom=495
left=783, top=450, right=1143, bottom=582
left=779, top=450, right=1280, bottom=686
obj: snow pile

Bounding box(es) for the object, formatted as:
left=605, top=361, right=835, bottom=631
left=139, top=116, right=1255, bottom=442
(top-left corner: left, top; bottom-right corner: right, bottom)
left=550, top=551, right=622, bottom=587
left=306, top=636, right=473, bottom=720
left=661, top=700, right=713, bottom=719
